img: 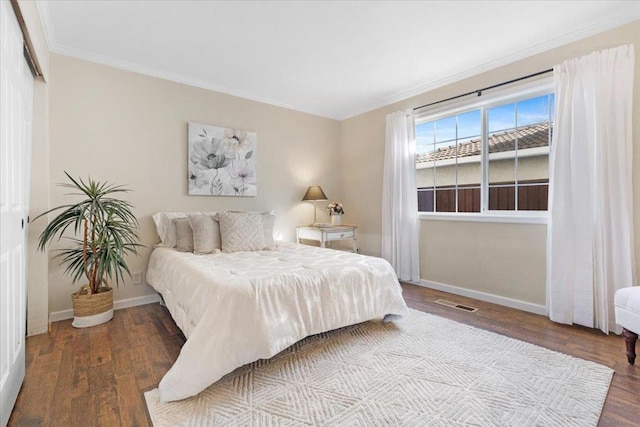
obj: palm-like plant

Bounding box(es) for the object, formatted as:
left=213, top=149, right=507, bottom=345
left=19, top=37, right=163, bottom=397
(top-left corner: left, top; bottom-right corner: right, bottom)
left=35, top=172, right=141, bottom=294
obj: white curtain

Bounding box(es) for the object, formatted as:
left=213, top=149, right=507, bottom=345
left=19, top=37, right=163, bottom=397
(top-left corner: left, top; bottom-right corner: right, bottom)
left=382, top=110, right=420, bottom=282
left=547, top=44, right=636, bottom=334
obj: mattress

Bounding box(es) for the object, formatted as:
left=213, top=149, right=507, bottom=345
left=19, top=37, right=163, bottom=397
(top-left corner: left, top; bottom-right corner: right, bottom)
left=146, top=241, right=408, bottom=402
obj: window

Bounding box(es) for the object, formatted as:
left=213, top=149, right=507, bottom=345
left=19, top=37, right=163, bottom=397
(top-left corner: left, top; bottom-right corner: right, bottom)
left=416, top=85, right=554, bottom=216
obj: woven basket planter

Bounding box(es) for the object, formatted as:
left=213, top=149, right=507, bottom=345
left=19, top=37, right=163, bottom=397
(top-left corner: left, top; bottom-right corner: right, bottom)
left=71, top=285, right=114, bottom=328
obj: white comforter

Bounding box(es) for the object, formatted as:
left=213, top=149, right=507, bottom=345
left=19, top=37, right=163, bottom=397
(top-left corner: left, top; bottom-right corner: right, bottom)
left=146, top=242, right=408, bottom=402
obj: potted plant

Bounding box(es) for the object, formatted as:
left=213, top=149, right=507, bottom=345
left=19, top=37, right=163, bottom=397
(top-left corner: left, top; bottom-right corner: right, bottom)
left=35, top=172, right=141, bottom=328
left=327, top=202, right=344, bottom=226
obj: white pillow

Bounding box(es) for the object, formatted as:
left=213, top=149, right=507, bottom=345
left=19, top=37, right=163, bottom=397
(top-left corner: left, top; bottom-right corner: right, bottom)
left=218, top=211, right=267, bottom=253
left=152, top=211, right=217, bottom=247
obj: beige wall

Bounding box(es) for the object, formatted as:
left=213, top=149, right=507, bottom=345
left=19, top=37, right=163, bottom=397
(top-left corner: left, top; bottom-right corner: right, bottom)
left=27, top=78, right=49, bottom=335
left=341, top=20, right=640, bottom=307
left=420, top=221, right=547, bottom=305
left=47, top=54, right=341, bottom=313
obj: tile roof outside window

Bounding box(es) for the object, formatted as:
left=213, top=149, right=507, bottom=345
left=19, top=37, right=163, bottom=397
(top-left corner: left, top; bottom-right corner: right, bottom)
left=416, top=122, right=551, bottom=164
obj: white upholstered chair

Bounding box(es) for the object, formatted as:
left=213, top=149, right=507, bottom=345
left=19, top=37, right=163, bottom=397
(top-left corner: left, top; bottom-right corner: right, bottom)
left=614, top=287, right=640, bottom=365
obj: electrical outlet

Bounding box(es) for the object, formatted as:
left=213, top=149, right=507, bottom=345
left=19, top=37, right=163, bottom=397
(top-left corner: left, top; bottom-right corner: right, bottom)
left=132, top=271, right=142, bottom=285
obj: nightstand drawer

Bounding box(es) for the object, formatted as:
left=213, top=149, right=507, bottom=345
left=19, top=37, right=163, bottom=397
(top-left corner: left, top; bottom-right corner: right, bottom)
left=296, top=225, right=358, bottom=252
left=296, top=228, right=321, bottom=240
left=326, top=230, right=354, bottom=240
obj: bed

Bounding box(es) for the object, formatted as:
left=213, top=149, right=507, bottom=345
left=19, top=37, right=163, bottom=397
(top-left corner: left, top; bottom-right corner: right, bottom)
left=146, top=212, right=408, bottom=402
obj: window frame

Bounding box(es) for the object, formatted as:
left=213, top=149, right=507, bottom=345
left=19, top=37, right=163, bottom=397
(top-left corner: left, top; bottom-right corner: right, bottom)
left=415, top=78, right=553, bottom=224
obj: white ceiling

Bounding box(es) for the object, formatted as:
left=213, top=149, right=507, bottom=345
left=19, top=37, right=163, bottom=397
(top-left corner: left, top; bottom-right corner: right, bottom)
left=38, top=1, right=640, bottom=120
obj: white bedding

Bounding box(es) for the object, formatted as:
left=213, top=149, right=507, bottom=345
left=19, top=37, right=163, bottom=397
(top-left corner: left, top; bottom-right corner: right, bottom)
left=146, top=241, right=408, bottom=402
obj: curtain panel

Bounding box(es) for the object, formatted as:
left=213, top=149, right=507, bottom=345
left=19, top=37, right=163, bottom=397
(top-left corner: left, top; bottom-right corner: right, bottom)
left=547, top=44, right=636, bottom=334
left=382, top=110, right=420, bottom=282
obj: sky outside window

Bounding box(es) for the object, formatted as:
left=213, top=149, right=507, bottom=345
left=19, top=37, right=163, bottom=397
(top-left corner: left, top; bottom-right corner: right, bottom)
left=489, top=103, right=515, bottom=133
left=416, top=94, right=554, bottom=155
left=416, top=110, right=480, bottom=153
left=517, top=95, right=552, bottom=127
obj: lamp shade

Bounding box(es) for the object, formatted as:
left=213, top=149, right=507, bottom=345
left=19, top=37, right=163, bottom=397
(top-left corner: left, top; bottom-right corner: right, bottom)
left=302, top=186, right=328, bottom=201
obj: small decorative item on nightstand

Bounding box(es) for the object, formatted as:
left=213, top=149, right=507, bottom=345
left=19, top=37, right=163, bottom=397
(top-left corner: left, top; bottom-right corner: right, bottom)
left=327, top=202, right=344, bottom=226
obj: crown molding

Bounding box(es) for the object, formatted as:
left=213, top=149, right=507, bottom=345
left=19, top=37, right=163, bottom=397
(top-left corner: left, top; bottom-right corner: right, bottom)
left=37, top=0, right=338, bottom=120
left=49, top=44, right=340, bottom=120
left=338, top=9, right=640, bottom=120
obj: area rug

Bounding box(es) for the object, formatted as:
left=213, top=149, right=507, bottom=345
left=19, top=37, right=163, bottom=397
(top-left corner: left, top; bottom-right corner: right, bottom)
left=145, top=309, right=613, bottom=426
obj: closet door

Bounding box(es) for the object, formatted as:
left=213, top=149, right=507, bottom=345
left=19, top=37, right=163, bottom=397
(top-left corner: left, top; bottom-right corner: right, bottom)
left=0, top=1, right=34, bottom=425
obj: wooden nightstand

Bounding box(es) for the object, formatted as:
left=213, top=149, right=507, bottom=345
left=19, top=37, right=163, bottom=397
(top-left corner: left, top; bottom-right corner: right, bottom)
left=296, top=225, right=358, bottom=252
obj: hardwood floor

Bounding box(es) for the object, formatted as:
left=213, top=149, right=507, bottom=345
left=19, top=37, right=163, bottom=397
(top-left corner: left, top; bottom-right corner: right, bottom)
left=9, top=283, right=640, bottom=426
left=8, top=302, right=184, bottom=427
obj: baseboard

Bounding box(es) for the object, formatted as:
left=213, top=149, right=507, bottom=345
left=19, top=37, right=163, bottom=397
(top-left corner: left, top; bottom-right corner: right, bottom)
left=49, top=293, right=162, bottom=322
left=417, top=279, right=547, bottom=316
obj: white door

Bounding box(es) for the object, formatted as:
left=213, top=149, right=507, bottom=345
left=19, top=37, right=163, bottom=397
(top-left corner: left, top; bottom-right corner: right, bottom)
left=0, top=1, right=34, bottom=425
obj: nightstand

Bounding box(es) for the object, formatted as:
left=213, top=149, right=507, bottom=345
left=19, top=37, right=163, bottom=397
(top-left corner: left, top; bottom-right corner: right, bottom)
left=296, top=225, right=358, bottom=252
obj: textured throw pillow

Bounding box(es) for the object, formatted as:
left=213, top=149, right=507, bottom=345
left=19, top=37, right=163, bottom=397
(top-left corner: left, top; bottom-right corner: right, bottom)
left=188, top=214, right=221, bottom=254
left=218, top=211, right=267, bottom=252
left=174, top=218, right=194, bottom=252
left=229, top=210, right=276, bottom=248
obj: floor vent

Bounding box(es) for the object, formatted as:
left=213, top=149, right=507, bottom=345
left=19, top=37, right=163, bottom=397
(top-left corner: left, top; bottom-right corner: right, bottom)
left=434, top=299, right=478, bottom=313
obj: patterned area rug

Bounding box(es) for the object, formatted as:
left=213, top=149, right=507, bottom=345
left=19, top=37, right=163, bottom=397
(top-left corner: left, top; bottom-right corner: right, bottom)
left=145, top=309, right=613, bottom=426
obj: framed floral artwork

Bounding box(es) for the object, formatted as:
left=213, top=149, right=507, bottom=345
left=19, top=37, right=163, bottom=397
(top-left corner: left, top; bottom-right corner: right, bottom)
left=188, top=122, right=257, bottom=196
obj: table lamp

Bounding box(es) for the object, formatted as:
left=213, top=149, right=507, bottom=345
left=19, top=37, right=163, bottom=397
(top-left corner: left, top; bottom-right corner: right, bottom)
left=302, top=186, right=328, bottom=225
